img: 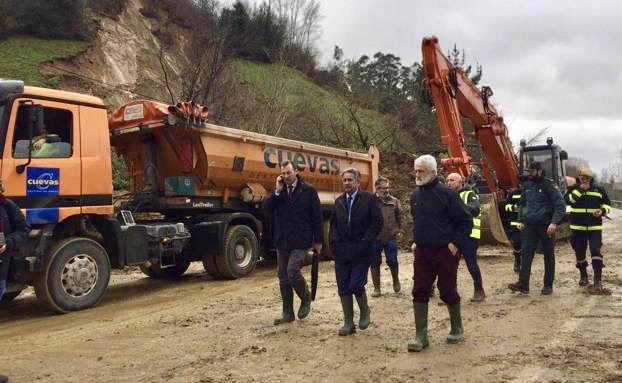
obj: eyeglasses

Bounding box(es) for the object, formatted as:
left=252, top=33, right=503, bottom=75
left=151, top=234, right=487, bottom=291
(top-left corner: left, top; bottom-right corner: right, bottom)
left=579, top=176, right=591, bottom=181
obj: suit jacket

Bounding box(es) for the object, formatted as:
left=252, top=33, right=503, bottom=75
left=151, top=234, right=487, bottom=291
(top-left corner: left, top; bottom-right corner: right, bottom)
left=264, top=176, right=323, bottom=251
left=329, top=190, right=383, bottom=263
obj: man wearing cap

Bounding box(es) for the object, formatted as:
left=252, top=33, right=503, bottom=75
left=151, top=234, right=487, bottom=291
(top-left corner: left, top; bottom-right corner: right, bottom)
left=508, top=161, right=566, bottom=295
left=564, top=167, right=611, bottom=289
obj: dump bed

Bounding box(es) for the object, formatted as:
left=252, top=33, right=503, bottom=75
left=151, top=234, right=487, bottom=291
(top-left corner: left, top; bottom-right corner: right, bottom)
left=108, top=100, right=379, bottom=207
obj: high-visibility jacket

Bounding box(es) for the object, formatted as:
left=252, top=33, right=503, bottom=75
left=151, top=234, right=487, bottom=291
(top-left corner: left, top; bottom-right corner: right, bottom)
left=459, top=188, right=481, bottom=239
left=564, top=183, right=611, bottom=231
left=504, top=188, right=522, bottom=229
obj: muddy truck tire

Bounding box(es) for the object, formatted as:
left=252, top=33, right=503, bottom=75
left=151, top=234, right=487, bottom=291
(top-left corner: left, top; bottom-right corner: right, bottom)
left=33, top=237, right=110, bottom=313
left=214, top=225, right=258, bottom=279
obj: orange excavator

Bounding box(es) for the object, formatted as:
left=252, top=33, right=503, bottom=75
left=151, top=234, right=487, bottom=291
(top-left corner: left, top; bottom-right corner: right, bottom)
left=421, top=36, right=569, bottom=245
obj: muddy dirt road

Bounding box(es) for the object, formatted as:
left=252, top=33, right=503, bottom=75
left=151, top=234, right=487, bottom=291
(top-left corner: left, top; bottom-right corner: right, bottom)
left=1, top=211, right=621, bottom=383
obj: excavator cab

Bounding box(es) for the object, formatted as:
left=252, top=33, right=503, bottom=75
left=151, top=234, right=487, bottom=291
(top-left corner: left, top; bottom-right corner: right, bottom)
left=518, top=137, right=569, bottom=192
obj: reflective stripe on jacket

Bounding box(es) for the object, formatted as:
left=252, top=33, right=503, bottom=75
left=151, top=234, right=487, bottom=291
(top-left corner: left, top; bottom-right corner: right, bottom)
left=564, top=183, right=611, bottom=232
left=459, top=189, right=481, bottom=239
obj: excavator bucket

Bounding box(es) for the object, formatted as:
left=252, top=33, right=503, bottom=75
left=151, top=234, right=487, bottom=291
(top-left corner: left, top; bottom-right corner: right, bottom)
left=479, top=193, right=511, bottom=246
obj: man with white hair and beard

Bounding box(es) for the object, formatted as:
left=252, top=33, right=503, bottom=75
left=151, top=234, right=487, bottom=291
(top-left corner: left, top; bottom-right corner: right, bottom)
left=407, top=155, right=473, bottom=352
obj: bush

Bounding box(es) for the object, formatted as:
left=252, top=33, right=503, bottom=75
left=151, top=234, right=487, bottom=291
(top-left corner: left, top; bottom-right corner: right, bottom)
left=3, top=0, right=88, bottom=40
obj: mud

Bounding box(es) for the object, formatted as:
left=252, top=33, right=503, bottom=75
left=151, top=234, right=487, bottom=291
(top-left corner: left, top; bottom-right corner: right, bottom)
left=1, top=211, right=621, bottom=382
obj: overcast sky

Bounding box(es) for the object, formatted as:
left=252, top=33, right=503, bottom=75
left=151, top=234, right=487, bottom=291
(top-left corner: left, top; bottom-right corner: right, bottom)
left=315, top=0, right=622, bottom=176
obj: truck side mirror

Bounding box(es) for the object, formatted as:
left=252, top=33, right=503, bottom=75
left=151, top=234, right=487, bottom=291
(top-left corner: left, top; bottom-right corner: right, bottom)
left=559, top=150, right=568, bottom=161
left=16, top=103, right=45, bottom=174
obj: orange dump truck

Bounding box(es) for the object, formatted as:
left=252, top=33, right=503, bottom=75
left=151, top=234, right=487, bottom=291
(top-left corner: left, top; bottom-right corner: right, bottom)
left=0, top=80, right=379, bottom=312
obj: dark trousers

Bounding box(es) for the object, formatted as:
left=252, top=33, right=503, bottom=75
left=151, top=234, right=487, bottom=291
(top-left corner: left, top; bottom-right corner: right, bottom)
left=509, top=230, right=522, bottom=253
left=371, top=239, right=399, bottom=269
left=335, top=259, right=370, bottom=296
left=277, top=248, right=307, bottom=286
left=461, top=237, right=482, bottom=283
left=571, top=231, right=604, bottom=270
left=412, top=245, right=460, bottom=305
left=519, top=224, right=555, bottom=288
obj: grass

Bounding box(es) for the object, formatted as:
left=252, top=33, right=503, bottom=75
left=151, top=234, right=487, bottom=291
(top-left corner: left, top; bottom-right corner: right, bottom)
left=233, top=59, right=418, bottom=153
left=0, top=36, right=88, bottom=87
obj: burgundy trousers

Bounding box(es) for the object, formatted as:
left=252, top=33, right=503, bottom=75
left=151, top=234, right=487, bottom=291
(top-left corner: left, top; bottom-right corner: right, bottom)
left=412, top=245, right=460, bottom=305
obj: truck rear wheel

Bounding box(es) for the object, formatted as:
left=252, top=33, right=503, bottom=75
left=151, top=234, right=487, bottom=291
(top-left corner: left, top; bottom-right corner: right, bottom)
left=140, top=260, right=191, bottom=279
left=214, top=225, right=258, bottom=279
left=202, top=253, right=223, bottom=279
left=33, top=237, right=110, bottom=313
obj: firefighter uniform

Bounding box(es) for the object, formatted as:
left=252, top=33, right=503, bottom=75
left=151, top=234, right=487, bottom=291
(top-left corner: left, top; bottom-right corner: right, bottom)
left=504, top=188, right=522, bottom=273
left=564, top=167, right=611, bottom=288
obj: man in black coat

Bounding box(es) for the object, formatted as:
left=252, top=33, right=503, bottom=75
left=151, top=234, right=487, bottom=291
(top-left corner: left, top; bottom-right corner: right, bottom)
left=408, top=155, right=473, bottom=352
left=265, top=161, right=323, bottom=325
left=329, top=168, right=383, bottom=336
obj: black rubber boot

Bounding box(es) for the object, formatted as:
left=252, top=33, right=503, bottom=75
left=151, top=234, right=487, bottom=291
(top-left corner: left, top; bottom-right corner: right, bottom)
left=407, top=302, right=429, bottom=352
left=339, top=295, right=356, bottom=336
left=508, top=282, right=529, bottom=294
left=471, top=278, right=486, bottom=302
left=446, top=303, right=464, bottom=344
left=355, top=292, right=371, bottom=330
left=593, top=268, right=603, bottom=289
left=0, top=374, right=8, bottom=383
left=390, top=266, right=401, bottom=293
left=370, top=267, right=381, bottom=297
left=291, top=277, right=311, bottom=319
left=513, top=251, right=521, bottom=273
left=274, top=284, right=295, bottom=325
left=578, top=265, right=589, bottom=286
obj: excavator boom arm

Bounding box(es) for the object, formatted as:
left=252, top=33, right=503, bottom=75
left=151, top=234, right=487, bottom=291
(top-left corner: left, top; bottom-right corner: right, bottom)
left=422, top=36, right=520, bottom=192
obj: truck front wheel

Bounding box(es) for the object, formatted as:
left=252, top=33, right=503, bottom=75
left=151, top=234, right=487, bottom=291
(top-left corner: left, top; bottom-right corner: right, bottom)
left=215, top=225, right=258, bottom=279
left=34, top=237, right=110, bottom=313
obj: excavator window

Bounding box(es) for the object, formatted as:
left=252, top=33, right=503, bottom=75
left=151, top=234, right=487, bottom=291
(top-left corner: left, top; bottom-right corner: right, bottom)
left=12, top=105, right=73, bottom=158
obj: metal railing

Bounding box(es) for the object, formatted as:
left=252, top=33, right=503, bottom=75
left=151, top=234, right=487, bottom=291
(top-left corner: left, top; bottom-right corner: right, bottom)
left=611, top=200, right=622, bottom=209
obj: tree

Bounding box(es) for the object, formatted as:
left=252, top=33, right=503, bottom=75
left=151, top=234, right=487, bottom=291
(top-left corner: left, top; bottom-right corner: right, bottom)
left=447, top=43, right=483, bottom=85
left=565, top=157, right=590, bottom=179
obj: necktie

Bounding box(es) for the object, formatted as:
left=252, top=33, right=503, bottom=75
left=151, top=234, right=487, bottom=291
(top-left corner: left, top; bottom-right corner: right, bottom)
left=288, top=185, right=294, bottom=202
left=347, top=195, right=353, bottom=223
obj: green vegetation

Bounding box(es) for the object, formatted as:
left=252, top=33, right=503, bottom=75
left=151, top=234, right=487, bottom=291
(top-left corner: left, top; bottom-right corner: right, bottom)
left=0, top=36, right=87, bottom=87
left=233, top=59, right=419, bottom=153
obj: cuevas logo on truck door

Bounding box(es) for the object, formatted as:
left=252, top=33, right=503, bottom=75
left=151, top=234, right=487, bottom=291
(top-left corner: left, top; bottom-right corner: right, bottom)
left=263, top=148, right=340, bottom=175
left=26, top=167, right=60, bottom=196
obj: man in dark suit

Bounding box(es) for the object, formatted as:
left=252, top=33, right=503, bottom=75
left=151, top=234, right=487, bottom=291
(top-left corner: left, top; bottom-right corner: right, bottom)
left=330, top=168, right=383, bottom=336
left=265, top=161, right=323, bottom=325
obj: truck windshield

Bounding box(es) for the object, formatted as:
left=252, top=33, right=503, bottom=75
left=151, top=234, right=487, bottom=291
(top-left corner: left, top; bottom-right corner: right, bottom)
left=522, top=148, right=555, bottom=179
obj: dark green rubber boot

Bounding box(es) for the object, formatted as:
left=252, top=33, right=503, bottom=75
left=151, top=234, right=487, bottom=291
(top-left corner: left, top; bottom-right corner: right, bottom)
left=370, top=267, right=381, bottom=297
left=338, top=295, right=356, bottom=336
left=390, top=267, right=401, bottom=293
left=446, top=303, right=464, bottom=344
left=356, top=292, right=371, bottom=330
left=407, top=302, right=429, bottom=352
left=274, top=284, right=295, bottom=325
left=292, top=277, right=311, bottom=319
